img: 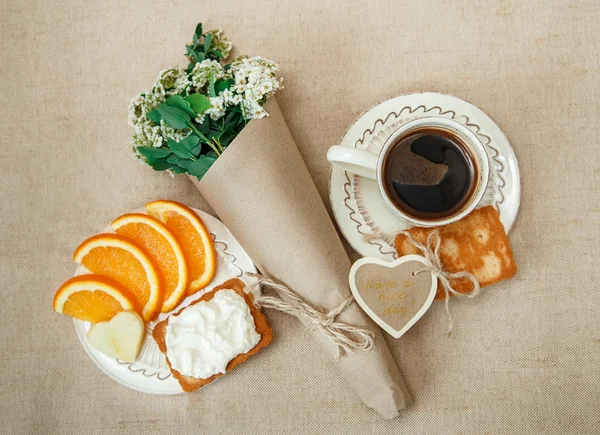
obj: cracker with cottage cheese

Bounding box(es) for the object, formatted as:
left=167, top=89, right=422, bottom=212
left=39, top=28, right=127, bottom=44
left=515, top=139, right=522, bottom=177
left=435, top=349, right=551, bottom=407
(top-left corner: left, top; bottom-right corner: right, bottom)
left=153, top=278, right=273, bottom=392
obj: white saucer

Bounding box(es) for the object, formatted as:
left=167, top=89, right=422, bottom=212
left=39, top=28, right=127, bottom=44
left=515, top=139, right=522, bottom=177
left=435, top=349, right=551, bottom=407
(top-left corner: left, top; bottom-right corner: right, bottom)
left=73, top=207, right=256, bottom=394
left=329, top=92, right=521, bottom=260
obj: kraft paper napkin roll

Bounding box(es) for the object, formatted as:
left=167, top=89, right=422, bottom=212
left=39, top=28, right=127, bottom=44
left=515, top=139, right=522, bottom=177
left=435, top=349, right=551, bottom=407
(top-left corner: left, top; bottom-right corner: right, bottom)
left=189, top=98, right=411, bottom=418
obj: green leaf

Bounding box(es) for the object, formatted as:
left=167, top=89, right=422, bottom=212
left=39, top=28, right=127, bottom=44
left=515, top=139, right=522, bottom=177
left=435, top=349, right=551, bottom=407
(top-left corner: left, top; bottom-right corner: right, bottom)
left=212, top=49, right=223, bottom=60
left=192, top=33, right=198, bottom=48
left=147, top=157, right=172, bottom=171
left=146, top=110, right=162, bottom=124
left=224, top=121, right=237, bottom=133
left=167, top=153, right=194, bottom=169
left=187, top=155, right=217, bottom=179
left=176, top=158, right=193, bottom=169
left=137, top=146, right=172, bottom=159
left=223, top=110, right=240, bottom=131
left=215, top=79, right=235, bottom=94
left=224, top=110, right=238, bottom=125
left=208, top=73, right=216, bottom=97
left=197, top=116, right=210, bottom=135
left=157, top=104, right=190, bottom=130
left=191, top=50, right=206, bottom=63
left=208, top=129, right=223, bottom=141
left=179, top=134, right=200, bottom=150
left=195, top=23, right=203, bottom=38
left=166, top=95, right=196, bottom=117
left=190, top=143, right=201, bottom=155
left=186, top=93, right=211, bottom=114
left=203, top=33, right=212, bottom=53
left=167, top=138, right=196, bottom=159
left=170, top=166, right=187, bottom=174
left=187, top=62, right=196, bottom=73
left=220, top=133, right=234, bottom=147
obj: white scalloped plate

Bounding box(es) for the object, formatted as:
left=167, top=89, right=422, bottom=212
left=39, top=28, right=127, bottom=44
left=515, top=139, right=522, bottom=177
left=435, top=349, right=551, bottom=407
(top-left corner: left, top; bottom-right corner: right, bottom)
left=72, top=207, right=256, bottom=394
left=330, top=92, right=521, bottom=260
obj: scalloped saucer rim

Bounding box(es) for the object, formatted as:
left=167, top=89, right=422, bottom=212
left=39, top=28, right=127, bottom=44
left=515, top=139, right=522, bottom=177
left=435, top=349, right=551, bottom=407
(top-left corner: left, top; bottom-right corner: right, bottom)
left=329, top=92, right=521, bottom=260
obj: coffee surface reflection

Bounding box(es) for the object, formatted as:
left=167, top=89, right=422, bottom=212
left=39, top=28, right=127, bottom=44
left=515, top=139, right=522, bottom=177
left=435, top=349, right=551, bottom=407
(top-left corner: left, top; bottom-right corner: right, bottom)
left=382, top=128, right=477, bottom=220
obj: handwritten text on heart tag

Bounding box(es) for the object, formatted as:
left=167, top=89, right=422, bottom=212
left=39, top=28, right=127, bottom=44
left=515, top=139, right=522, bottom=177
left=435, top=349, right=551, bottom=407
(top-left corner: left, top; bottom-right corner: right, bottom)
left=349, top=255, right=437, bottom=338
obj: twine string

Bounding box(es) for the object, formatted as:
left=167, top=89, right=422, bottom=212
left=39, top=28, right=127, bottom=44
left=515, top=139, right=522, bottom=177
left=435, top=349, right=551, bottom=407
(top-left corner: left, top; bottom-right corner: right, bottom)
left=245, top=273, right=375, bottom=359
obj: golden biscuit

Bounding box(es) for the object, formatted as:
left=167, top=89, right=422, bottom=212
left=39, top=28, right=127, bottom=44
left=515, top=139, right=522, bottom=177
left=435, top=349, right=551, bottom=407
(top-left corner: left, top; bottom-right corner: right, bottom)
left=395, top=206, right=517, bottom=299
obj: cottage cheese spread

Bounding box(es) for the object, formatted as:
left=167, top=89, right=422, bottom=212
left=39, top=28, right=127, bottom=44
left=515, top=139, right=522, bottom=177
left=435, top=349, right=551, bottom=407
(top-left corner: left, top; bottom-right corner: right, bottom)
left=165, top=289, right=261, bottom=379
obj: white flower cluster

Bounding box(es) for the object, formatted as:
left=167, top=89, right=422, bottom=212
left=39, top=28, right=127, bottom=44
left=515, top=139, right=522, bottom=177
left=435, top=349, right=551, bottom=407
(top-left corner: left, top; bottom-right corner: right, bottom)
left=128, top=94, right=163, bottom=151
left=188, top=55, right=283, bottom=121
left=128, top=67, right=193, bottom=151
left=160, top=120, right=191, bottom=142
left=205, top=95, right=227, bottom=120
left=229, top=56, right=282, bottom=119
left=190, top=60, right=227, bottom=90
left=151, top=67, right=190, bottom=100
left=207, top=29, right=233, bottom=59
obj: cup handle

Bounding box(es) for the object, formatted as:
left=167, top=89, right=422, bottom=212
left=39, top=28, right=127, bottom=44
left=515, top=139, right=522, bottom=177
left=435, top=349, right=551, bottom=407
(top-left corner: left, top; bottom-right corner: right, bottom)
left=326, top=145, right=378, bottom=180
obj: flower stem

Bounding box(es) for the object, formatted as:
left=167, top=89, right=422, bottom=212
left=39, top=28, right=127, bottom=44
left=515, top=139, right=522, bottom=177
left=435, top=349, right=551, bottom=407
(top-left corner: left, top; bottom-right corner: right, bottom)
left=187, top=122, right=221, bottom=156
left=214, top=138, right=224, bottom=152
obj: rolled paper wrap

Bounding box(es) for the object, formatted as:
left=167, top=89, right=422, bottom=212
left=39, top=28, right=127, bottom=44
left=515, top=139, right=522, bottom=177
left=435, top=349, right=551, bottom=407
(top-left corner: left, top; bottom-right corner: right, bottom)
left=190, top=98, right=411, bottom=418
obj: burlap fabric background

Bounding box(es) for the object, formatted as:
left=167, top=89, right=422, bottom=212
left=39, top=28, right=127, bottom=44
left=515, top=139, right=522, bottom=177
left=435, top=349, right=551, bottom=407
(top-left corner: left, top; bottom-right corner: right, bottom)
left=1, top=0, right=599, bottom=433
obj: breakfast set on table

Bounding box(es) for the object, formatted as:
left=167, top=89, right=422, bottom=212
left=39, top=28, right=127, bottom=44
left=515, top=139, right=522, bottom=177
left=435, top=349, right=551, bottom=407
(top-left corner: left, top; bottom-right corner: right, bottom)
left=51, top=23, right=519, bottom=418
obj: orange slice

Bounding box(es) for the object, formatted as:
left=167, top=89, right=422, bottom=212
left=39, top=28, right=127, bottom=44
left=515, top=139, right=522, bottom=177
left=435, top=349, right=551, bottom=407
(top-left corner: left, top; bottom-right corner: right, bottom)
left=53, top=275, right=136, bottom=323
left=145, top=200, right=216, bottom=295
left=111, top=213, right=189, bottom=313
left=73, top=234, right=163, bottom=321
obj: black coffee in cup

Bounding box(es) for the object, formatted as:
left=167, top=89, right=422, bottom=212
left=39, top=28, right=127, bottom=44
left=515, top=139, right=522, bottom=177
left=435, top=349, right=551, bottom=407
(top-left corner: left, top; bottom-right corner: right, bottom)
left=382, top=127, right=478, bottom=220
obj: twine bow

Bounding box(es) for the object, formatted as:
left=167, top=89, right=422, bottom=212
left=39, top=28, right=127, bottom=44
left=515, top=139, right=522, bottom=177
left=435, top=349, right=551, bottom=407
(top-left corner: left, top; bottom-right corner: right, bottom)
left=245, top=273, right=374, bottom=359
left=368, top=229, right=480, bottom=335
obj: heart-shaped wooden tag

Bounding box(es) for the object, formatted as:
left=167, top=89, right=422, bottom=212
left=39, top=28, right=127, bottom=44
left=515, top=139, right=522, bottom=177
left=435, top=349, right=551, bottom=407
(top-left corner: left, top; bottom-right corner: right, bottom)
left=349, top=255, right=437, bottom=338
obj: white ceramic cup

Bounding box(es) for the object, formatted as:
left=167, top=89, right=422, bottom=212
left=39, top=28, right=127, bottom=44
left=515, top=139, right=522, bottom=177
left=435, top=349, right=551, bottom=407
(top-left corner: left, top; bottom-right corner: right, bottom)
left=327, top=117, right=490, bottom=227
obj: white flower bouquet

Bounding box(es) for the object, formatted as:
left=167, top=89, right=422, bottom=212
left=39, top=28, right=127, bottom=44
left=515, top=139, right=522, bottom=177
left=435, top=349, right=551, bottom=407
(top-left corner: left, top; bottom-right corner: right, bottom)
left=128, top=23, right=283, bottom=180
left=128, top=24, right=410, bottom=419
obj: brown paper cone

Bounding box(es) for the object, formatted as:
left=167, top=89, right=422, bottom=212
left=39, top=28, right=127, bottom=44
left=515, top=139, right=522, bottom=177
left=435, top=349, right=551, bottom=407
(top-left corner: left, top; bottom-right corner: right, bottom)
left=189, top=98, right=411, bottom=418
